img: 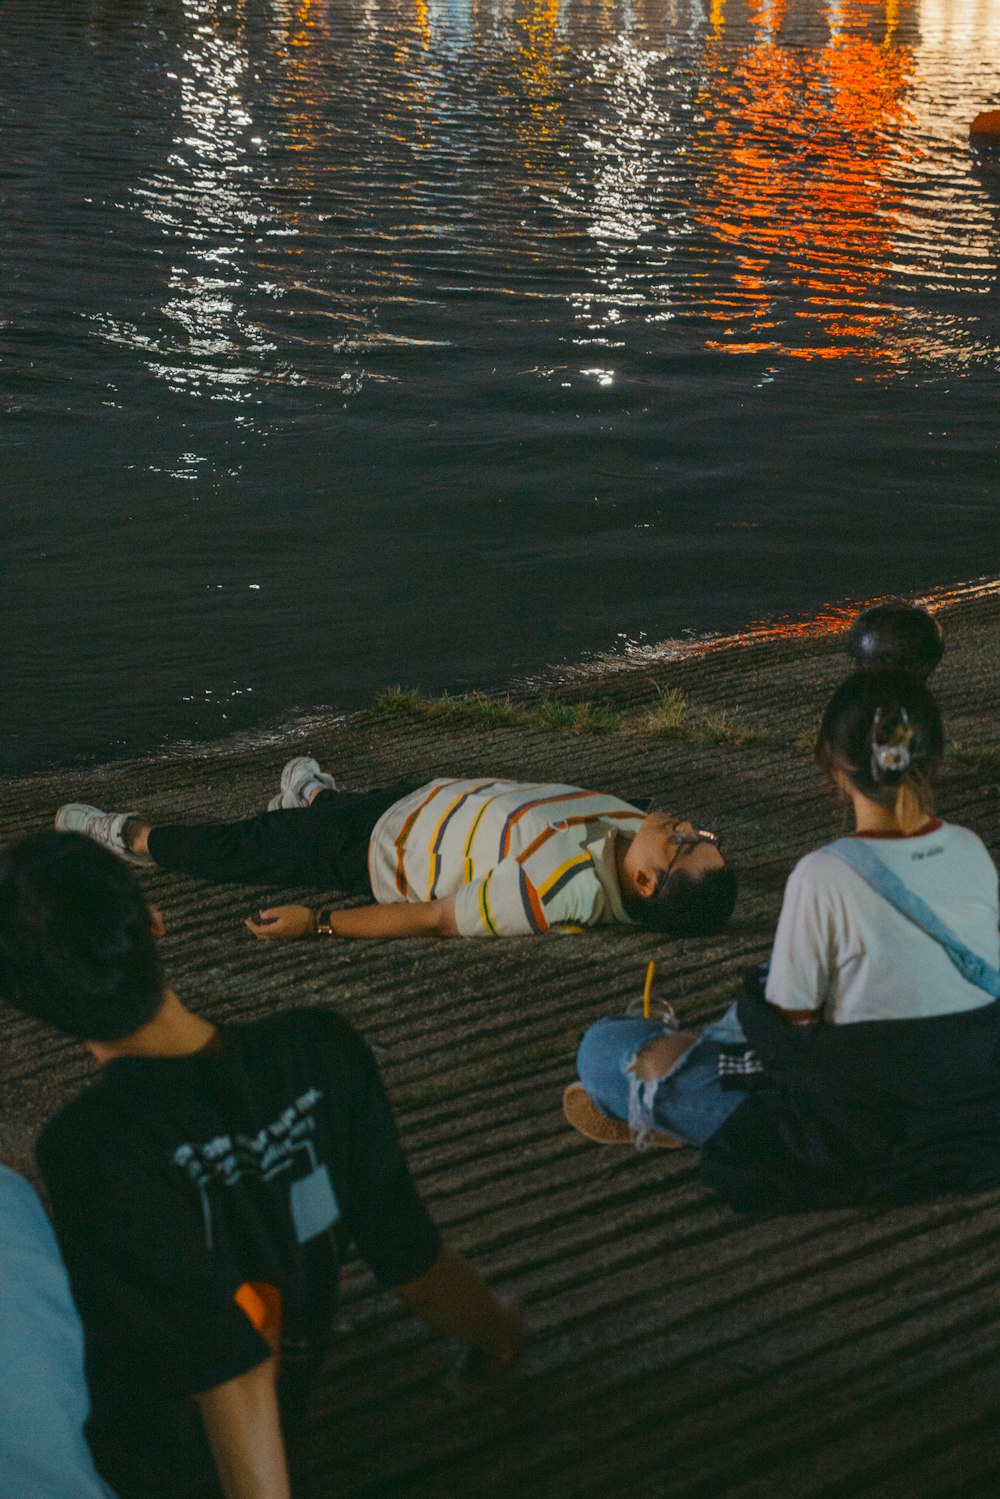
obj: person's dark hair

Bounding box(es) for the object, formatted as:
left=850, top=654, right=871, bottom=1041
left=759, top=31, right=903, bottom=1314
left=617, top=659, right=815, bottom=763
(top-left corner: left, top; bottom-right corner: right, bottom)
left=846, top=602, right=944, bottom=680
left=0, top=831, right=164, bottom=1041
left=816, top=669, right=944, bottom=834
left=625, top=866, right=738, bottom=938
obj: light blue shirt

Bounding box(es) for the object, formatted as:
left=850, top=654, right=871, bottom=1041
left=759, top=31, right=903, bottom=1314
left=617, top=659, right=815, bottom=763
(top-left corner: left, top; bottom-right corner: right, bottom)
left=0, top=1164, right=117, bottom=1498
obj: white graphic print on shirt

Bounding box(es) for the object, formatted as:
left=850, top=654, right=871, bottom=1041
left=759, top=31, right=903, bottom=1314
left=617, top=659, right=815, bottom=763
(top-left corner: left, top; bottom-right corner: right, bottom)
left=171, top=1087, right=340, bottom=1247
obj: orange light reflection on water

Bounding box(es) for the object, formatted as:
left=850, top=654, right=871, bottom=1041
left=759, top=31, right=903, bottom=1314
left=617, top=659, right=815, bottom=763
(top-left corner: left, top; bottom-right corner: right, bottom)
left=513, top=0, right=566, bottom=172
left=694, top=0, right=916, bottom=365
left=275, top=0, right=328, bottom=153
left=710, top=575, right=1000, bottom=654
left=567, top=577, right=1000, bottom=679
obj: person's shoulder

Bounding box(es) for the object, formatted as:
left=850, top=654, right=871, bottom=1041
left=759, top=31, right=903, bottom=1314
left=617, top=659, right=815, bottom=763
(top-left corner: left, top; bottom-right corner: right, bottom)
left=938, top=821, right=994, bottom=856
left=232, top=1006, right=375, bottom=1075
left=249, top=1009, right=386, bottom=1121
left=37, top=1079, right=127, bottom=1178
left=936, top=821, right=999, bottom=874
left=0, top=1168, right=70, bottom=1275
left=778, top=845, right=861, bottom=908
left=237, top=1005, right=363, bottom=1048
left=0, top=1167, right=60, bottom=1266
left=866, top=821, right=997, bottom=875
left=788, top=845, right=848, bottom=882
left=0, top=1164, right=46, bottom=1227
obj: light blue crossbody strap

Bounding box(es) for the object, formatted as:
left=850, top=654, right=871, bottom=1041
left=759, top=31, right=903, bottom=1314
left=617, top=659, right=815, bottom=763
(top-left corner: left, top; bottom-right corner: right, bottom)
left=829, top=838, right=1000, bottom=999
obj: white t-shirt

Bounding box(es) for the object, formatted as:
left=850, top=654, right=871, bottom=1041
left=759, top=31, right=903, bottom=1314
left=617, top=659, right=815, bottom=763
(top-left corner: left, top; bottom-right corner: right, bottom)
left=765, top=822, right=1000, bottom=1024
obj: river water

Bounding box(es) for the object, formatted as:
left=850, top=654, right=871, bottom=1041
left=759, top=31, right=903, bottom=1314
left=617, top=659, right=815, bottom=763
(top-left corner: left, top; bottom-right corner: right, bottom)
left=2, top=0, right=999, bottom=771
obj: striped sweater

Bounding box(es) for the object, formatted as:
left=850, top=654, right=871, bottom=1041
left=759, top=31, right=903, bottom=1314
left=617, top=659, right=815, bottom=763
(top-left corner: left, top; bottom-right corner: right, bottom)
left=367, top=779, right=645, bottom=936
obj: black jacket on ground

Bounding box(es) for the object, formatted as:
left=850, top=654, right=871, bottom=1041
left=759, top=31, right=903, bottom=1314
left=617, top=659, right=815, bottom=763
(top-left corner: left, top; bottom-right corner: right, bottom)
left=700, top=971, right=1000, bottom=1214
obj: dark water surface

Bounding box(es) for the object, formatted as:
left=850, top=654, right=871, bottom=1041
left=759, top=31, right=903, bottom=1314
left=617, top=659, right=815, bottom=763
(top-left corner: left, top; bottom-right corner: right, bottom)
left=2, top=0, right=999, bottom=771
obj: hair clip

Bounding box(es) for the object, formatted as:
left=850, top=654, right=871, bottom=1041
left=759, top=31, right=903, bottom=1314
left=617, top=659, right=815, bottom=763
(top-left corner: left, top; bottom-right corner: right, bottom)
left=870, top=707, right=913, bottom=781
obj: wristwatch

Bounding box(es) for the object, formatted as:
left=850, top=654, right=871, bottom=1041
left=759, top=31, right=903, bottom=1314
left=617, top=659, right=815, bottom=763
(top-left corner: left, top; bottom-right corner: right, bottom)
left=314, top=909, right=335, bottom=937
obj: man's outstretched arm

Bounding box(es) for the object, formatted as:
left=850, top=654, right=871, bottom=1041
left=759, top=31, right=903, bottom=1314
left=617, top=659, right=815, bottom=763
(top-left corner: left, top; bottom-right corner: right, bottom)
left=246, top=894, right=459, bottom=941
left=196, top=1357, right=291, bottom=1499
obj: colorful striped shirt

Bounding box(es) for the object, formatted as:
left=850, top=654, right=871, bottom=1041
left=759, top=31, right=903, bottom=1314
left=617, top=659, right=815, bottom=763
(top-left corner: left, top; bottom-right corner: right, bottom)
left=367, top=778, right=645, bottom=936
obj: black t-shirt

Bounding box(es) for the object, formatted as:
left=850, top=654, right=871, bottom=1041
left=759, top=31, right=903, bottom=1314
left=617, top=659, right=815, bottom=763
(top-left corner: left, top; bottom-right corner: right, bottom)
left=37, top=1008, right=442, bottom=1499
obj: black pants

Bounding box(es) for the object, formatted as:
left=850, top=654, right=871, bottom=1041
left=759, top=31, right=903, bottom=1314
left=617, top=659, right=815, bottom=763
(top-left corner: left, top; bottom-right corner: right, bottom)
left=147, top=784, right=421, bottom=896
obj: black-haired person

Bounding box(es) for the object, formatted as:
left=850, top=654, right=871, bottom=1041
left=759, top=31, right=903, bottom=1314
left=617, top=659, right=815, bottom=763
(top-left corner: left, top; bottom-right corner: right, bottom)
left=0, top=832, right=526, bottom=1499
left=56, top=766, right=738, bottom=943
left=847, top=600, right=944, bottom=680
left=566, top=671, right=1000, bottom=1210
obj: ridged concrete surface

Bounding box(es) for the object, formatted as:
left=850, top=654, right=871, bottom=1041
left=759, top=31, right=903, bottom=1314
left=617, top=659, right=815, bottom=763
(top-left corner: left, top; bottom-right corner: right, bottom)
left=2, top=586, right=999, bottom=1499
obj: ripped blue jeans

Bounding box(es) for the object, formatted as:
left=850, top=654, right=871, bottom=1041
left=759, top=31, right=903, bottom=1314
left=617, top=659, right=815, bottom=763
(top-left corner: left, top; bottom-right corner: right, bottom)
left=576, top=1003, right=748, bottom=1148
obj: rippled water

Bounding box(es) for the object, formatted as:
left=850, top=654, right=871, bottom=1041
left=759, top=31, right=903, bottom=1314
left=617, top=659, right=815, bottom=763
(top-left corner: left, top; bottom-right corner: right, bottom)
left=2, top=0, right=999, bottom=770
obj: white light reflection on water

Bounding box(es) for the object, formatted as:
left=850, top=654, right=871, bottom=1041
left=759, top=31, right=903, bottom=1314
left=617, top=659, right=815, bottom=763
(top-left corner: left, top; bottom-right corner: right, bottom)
left=585, top=36, right=664, bottom=248
left=92, top=0, right=285, bottom=402
left=154, top=0, right=280, bottom=398
left=570, top=14, right=694, bottom=389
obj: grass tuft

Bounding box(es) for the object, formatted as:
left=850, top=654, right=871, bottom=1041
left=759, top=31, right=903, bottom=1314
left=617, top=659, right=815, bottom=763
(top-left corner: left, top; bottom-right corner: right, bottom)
left=534, top=698, right=623, bottom=734
left=694, top=711, right=773, bottom=747
left=374, top=685, right=432, bottom=716
left=641, top=686, right=689, bottom=737
left=375, top=684, right=779, bottom=748
left=635, top=688, right=773, bottom=747
left=374, top=686, right=621, bottom=735
left=374, top=687, right=522, bottom=727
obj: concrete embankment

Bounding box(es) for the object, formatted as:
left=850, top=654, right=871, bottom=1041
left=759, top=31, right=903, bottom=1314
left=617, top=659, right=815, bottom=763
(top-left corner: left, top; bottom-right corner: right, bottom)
left=2, top=583, right=999, bottom=1499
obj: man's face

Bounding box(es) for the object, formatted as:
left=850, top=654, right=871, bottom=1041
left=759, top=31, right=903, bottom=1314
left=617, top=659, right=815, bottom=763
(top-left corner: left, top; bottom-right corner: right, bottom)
left=625, top=813, right=725, bottom=889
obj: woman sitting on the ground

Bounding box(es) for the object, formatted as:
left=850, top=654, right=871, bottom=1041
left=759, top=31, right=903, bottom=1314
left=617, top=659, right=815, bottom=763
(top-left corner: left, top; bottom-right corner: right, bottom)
left=564, top=669, right=1000, bottom=1211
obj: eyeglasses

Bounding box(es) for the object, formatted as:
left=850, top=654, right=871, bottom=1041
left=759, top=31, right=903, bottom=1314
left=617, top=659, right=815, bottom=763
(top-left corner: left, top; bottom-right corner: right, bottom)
left=655, top=827, right=720, bottom=895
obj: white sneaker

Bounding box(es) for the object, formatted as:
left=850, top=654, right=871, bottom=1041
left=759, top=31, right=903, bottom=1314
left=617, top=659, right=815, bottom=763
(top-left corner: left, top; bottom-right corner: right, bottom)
left=55, top=804, right=153, bottom=866
left=267, top=756, right=338, bottom=811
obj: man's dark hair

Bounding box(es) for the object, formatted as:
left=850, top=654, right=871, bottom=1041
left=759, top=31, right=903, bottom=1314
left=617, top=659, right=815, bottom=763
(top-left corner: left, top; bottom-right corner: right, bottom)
left=0, top=831, right=164, bottom=1041
left=847, top=603, right=944, bottom=680
left=625, top=866, right=738, bottom=938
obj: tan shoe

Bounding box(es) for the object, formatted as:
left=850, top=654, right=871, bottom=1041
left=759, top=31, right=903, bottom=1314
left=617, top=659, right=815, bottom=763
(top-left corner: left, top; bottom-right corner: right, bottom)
left=562, top=1084, right=683, bottom=1149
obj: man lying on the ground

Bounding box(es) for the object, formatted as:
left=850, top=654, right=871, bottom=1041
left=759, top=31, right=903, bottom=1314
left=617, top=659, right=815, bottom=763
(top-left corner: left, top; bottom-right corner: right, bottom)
left=56, top=762, right=738, bottom=942
left=0, top=1162, right=119, bottom=1498
left=0, top=831, right=527, bottom=1499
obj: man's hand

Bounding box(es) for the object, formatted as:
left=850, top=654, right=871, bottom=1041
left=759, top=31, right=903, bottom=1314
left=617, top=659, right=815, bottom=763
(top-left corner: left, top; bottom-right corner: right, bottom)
left=245, top=905, right=315, bottom=941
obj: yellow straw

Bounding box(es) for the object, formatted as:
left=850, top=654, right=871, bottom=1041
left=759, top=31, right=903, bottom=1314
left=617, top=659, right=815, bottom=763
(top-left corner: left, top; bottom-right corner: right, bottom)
left=642, top=960, right=656, bottom=1019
